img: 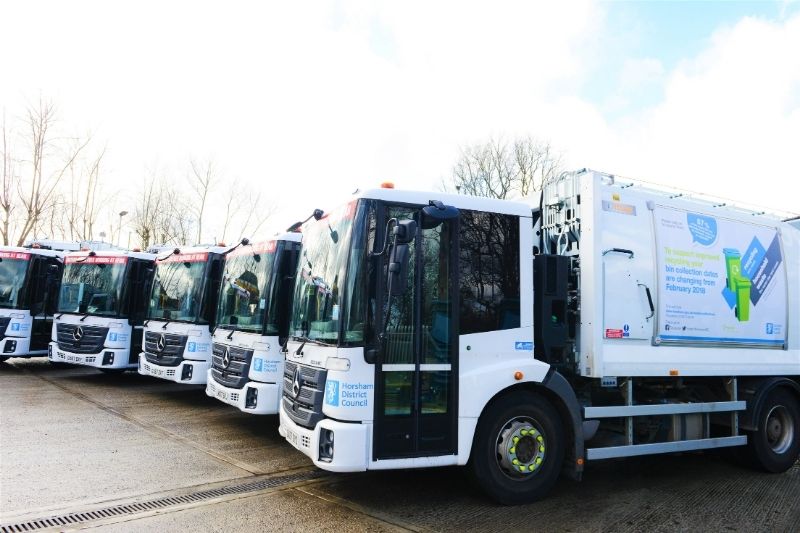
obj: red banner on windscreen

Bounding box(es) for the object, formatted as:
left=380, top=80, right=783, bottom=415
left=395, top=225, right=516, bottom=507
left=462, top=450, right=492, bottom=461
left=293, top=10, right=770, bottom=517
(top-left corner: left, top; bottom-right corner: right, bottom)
left=227, top=240, right=277, bottom=258
left=0, top=251, right=30, bottom=260
left=160, top=252, right=208, bottom=263
left=65, top=255, right=128, bottom=265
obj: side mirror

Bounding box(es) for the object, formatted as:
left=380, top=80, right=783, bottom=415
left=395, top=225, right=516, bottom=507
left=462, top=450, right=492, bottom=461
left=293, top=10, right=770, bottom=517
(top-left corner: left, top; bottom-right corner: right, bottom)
left=45, top=264, right=60, bottom=287
left=421, top=200, right=459, bottom=229
left=387, top=220, right=416, bottom=296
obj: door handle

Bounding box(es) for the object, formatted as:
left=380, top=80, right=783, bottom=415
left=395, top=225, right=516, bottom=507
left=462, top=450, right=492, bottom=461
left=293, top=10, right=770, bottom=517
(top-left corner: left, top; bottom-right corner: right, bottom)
left=638, top=283, right=655, bottom=320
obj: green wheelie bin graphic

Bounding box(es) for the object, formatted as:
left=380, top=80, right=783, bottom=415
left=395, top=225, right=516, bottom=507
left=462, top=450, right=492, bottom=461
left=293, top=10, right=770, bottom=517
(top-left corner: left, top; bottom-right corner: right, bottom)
left=723, top=248, right=750, bottom=322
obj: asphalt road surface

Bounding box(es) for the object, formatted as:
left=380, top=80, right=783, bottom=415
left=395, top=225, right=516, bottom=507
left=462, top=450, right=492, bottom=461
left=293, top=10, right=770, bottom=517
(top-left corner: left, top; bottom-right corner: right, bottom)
left=2, top=358, right=798, bottom=532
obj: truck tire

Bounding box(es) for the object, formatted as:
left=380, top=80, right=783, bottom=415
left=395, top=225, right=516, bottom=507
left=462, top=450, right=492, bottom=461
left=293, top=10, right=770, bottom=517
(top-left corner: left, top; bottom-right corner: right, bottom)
left=469, top=391, right=564, bottom=505
left=747, top=388, right=800, bottom=473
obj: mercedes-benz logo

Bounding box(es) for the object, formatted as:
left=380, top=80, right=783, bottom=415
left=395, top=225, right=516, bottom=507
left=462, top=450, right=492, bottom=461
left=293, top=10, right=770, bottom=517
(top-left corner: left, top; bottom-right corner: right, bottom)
left=222, top=347, right=231, bottom=369
left=73, top=326, right=84, bottom=341
left=292, top=367, right=301, bottom=398
left=156, top=334, right=166, bottom=352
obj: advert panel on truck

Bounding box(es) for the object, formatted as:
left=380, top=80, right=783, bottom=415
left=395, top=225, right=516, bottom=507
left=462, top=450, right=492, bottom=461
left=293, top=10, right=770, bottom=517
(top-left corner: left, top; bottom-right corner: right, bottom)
left=49, top=250, right=156, bottom=370
left=279, top=176, right=800, bottom=505
left=138, top=246, right=227, bottom=384
left=205, top=234, right=301, bottom=414
left=0, top=247, right=63, bottom=360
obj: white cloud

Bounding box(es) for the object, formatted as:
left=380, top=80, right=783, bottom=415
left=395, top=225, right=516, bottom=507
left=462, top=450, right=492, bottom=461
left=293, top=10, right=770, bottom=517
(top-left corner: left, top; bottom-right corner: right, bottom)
left=560, top=12, right=800, bottom=216
left=1, top=1, right=797, bottom=244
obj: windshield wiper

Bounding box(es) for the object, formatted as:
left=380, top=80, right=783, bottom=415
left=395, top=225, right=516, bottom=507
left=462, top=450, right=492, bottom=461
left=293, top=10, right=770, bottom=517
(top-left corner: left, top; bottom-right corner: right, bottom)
left=294, top=338, right=306, bottom=355
left=227, top=328, right=234, bottom=340
left=162, top=321, right=171, bottom=330
left=79, top=313, right=90, bottom=322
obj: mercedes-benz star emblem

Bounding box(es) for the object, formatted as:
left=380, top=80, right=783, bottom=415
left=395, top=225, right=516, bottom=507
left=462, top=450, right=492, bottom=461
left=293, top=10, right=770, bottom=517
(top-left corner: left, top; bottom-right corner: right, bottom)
left=73, top=326, right=84, bottom=342
left=292, top=367, right=301, bottom=398
left=222, top=347, right=231, bottom=369
left=156, top=334, right=166, bottom=352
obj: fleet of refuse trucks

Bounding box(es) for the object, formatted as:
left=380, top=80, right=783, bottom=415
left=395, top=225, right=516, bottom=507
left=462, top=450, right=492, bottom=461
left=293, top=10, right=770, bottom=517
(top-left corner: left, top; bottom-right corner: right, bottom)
left=1, top=169, right=798, bottom=504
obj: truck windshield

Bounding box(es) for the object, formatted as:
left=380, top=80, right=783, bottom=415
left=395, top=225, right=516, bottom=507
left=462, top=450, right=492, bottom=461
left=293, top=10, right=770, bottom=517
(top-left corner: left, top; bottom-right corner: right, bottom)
left=58, top=258, right=127, bottom=317
left=148, top=257, right=208, bottom=323
left=290, top=200, right=368, bottom=345
left=0, top=253, right=30, bottom=309
left=216, top=243, right=277, bottom=334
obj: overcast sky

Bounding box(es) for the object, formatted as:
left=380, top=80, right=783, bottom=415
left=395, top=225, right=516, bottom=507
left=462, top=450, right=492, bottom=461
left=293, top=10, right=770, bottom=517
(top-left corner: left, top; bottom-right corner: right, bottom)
left=2, top=0, right=799, bottom=241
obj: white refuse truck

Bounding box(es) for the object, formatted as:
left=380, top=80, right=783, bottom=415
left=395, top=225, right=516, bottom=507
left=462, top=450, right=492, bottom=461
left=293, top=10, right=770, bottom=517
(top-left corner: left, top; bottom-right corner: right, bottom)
left=0, top=246, right=63, bottom=360
left=138, top=245, right=229, bottom=384
left=278, top=171, right=800, bottom=504
left=49, top=250, right=156, bottom=371
left=205, top=234, right=302, bottom=414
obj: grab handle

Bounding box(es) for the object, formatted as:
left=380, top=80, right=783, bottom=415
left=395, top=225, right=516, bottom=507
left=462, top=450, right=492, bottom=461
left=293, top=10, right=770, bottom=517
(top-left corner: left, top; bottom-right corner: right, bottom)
left=638, top=283, right=655, bottom=320
left=602, top=248, right=634, bottom=259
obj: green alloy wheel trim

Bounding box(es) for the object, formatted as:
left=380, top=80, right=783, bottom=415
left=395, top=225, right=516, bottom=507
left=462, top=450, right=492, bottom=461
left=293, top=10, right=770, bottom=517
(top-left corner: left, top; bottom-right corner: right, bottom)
left=497, top=418, right=546, bottom=477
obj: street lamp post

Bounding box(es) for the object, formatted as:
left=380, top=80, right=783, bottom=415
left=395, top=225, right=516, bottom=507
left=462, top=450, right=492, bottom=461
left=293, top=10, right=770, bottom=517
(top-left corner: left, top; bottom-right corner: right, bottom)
left=118, top=211, right=128, bottom=247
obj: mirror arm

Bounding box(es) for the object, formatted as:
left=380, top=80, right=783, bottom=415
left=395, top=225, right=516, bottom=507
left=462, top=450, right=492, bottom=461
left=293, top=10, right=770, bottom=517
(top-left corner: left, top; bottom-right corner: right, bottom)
left=371, top=218, right=397, bottom=257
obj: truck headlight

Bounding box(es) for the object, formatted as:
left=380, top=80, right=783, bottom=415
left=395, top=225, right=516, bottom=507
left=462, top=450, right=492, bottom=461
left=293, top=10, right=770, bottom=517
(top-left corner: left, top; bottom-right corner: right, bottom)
left=319, top=428, right=334, bottom=462
left=102, top=351, right=115, bottom=365
left=245, top=387, right=258, bottom=409
left=181, top=364, right=193, bottom=381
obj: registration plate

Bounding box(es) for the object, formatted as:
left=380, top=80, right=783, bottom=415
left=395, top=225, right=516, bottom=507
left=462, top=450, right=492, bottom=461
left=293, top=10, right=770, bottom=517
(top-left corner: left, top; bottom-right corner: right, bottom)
left=286, top=428, right=299, bottom=448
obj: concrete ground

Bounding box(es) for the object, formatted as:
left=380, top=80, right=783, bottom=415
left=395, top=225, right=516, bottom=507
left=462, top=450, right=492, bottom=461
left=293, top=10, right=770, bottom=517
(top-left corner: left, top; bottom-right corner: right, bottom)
left=1, top=358, right=798, bottom=532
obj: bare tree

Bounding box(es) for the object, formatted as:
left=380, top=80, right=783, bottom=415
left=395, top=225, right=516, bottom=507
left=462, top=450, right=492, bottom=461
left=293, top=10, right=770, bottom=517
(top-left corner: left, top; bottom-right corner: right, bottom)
left=62, top=143, right=106, bottom=241
left=237, top=190, right=275, bottom=241
left=189, top=158, right=217, bottom=244
left=446, top=136, right=561, bottom=200
left=132, top=171, right=167, bottom=250
left=15, top=98, right=90, bottom=245
left=1, top=109, right=17, bottom=245
left=163, top=186, right=194, bottom=245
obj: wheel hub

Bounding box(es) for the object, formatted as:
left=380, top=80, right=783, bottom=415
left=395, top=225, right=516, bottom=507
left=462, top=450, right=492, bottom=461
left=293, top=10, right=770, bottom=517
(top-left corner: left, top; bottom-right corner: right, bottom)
left=765, top=405, right=794, bottom=454
left=497, top=419, right=546, bottom=477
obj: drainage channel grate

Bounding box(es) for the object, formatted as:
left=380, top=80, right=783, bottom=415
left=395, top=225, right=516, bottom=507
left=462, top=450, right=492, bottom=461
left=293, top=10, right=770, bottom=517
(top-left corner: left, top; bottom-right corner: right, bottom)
left=1, top=470, right=325, bottom=532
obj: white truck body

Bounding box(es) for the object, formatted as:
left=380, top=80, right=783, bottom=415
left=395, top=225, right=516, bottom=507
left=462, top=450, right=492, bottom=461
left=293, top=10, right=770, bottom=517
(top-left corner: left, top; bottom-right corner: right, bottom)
left=278, top=173, right=800, bottom=503
left=138, top=246, right=228, bottom=384
left=49, top=250, right=156, bottom=370
left=0, top=247, right=63, bottom=359
left=205, top=234, right=302, bottom=414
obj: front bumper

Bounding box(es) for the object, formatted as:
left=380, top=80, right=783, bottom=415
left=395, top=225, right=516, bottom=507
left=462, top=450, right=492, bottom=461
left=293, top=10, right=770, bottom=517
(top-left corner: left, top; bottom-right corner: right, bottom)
left=48, top=341, right=133, bottom=369
left=205, top=369, right=280, bottom=415
left=138, top=354, right=209, bottom=384
left=278, top=407, right=369, bottom=472
left=0, top=336, right=37, bottom=358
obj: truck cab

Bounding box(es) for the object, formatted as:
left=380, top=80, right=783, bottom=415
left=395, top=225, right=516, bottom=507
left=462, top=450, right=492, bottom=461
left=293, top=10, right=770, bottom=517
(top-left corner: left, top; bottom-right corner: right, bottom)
left=0, top=247, right=63, bottom=360
left=138, top=246, right=227, bottom=384
left=205, top=234, right=301, bottom=414
left=49, top=250, right=156, bottom=370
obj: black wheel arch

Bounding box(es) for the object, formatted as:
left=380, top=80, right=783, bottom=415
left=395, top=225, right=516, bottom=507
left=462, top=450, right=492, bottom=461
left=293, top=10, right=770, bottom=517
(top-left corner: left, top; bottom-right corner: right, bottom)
left=474, top=370, right=585, bottom=480
left=739, top=377, right=800, bottom=432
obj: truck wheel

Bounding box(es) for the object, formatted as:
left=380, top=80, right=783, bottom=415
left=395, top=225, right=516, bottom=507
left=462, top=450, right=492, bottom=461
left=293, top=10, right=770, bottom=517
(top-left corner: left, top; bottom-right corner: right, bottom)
left=747, top=388, right=800, bottom=473
left=469, top=391, right=564, bottom=505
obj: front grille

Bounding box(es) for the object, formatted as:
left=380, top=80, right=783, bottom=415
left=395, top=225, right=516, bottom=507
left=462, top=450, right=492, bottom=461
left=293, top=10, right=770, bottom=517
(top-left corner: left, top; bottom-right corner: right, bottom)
left=282, top=360, right=327, bottom=429
left=56, top=324, right=108, bottom=354
left=0, top=317, right=9, bottom=339
left=143, top=331, right=188, bottom=367
left=210, top=343, right=254, bottom=389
